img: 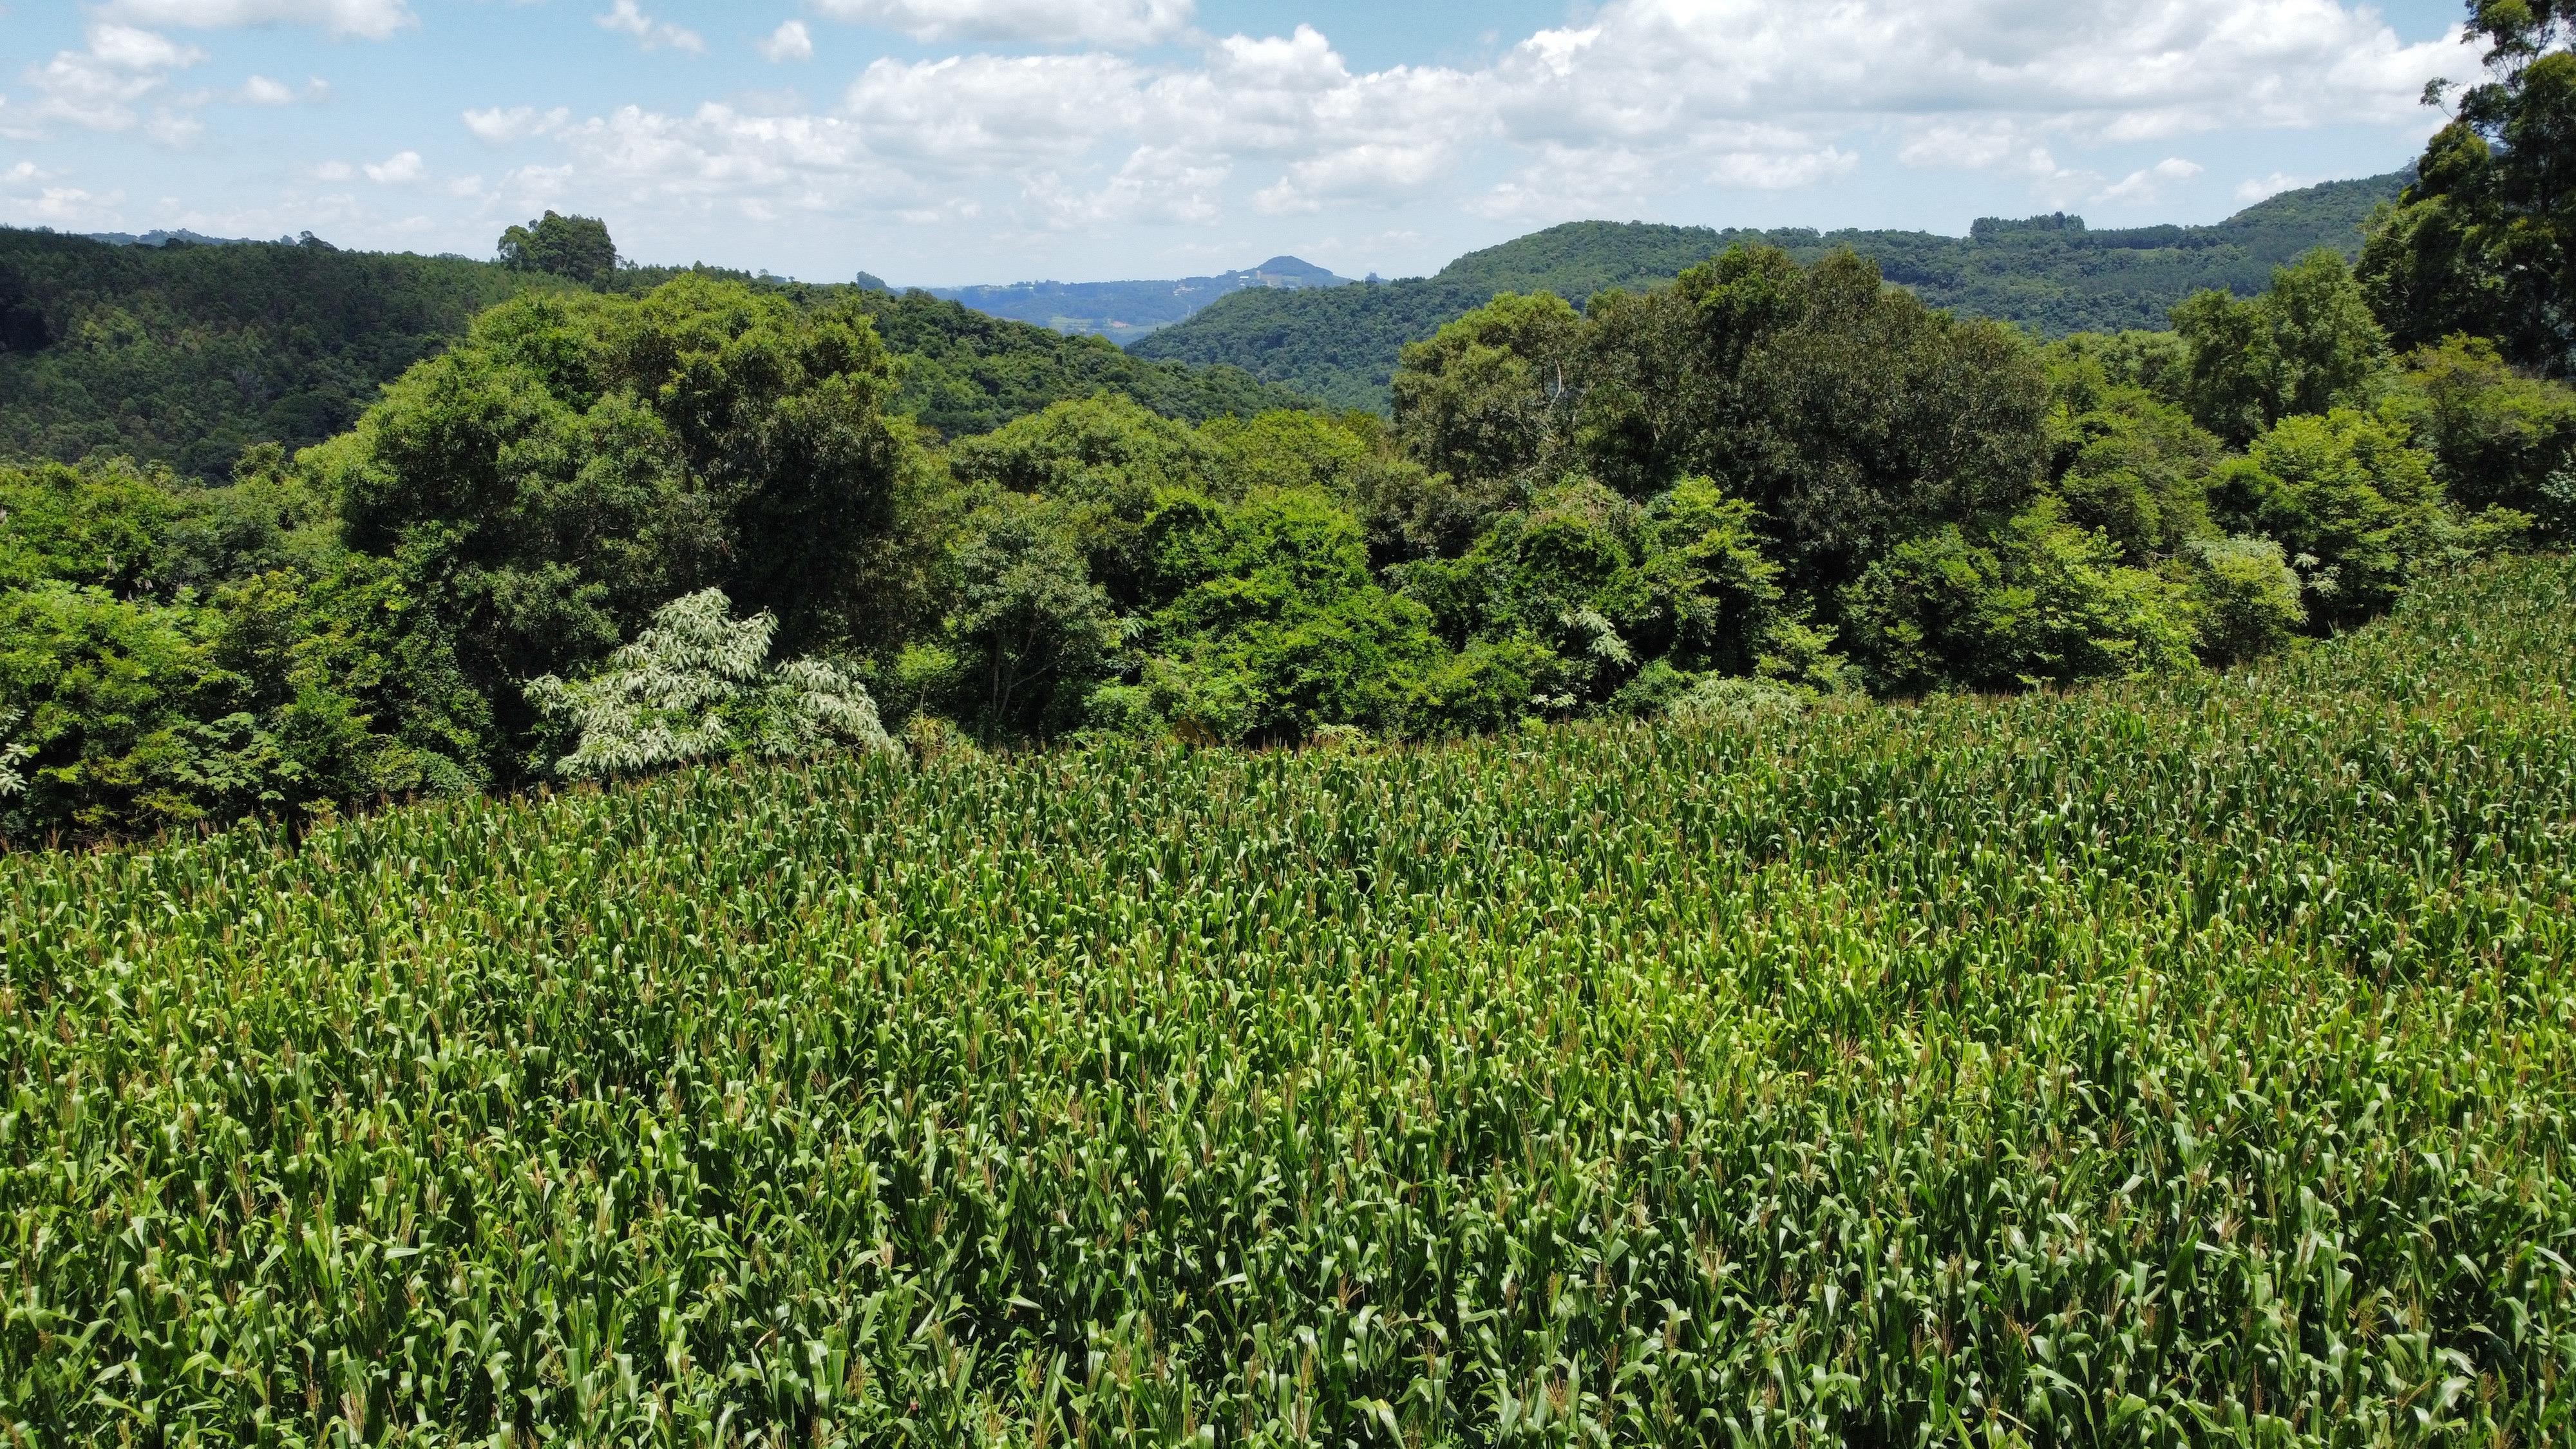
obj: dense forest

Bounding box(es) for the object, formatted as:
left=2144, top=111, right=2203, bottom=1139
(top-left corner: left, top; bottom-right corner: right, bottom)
left=1136, top=174, right=2407, bottom=410
left=0, top=227, right=1307, bottom=481
left=1, top=28, right=2571, bottom=846
left=927, top=256, right=1350, bottom=341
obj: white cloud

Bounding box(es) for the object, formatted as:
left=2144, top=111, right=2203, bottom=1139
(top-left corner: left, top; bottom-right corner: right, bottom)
left=104, top=0, right=415, bottom=41
left=758, top=20, right=813, bottom=62
left=810, top=0, right=1193, bottom=47
left=363, top=149, right=424, bottom=184
left=241, top=74, right=293, bottom=105
left=0, top=163, right=127, bottom=227
left=315, top=160, right=354, bottom=180
left=474, top=0, right=2455, bottom=243
left=26, top=24, right=207, bottom=133
left=598, top=0, right=706, bottom=54
left=2099, top=156, right=2205, bottom=204
left=463, top=106, right=571, bottom=144
left=2235, top=171, right=2316, bottom=203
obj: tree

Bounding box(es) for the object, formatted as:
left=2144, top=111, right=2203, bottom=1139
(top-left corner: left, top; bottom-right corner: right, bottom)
left=1839, top=501, right=2199, bottom=696
left=308, top=277, right=930, bottom=775
left=2173, top=251, right=2390, bottom=444
left=2358, top=3, right=2576, bottom=374
left=2380, top=335, right=2576, bottom=535
left=527, top=589, right=893, bottom=781
left=2207, top=409, right=2479, bottom=627
left=498, top=212, right=620, bottom=287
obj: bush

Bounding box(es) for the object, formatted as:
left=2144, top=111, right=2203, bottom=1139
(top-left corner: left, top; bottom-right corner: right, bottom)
left=2382, top=336, right=2576, bottom=535
left=528, top=589, right=893, bottom=781
left=1843, top=504, right=2199, bottom=694
left=2210, top=409, right=2467, bottom=626
left=2175, top=535, right=2308, bottom=667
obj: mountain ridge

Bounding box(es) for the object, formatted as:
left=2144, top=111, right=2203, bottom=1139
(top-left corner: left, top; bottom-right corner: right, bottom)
left=925, top=256, right=1352, bottom=341
left=1131, top=173, right=2411, bottom=412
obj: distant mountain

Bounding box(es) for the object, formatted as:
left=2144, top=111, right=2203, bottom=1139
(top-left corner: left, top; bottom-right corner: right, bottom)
left=928, top=256, right=1352, bottom=341
left=1132, top=173, right=2411, bottom=412
left=0, top=230, right=1314, bottom=480
left=84, top=229, right=264, bottom=248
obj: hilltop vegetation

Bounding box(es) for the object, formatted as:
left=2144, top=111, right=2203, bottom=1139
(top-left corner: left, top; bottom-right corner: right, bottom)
left=0, top=227, right=1305, bottom=482
left=1137, top=175, right=2407, bottom=411
left=927, top=256, right=1350, bottom=341
left=5, top=554, right=2573, bottom=1442
left=5, top=238, right=2568, bottom=846
left=0, top=229, right=531, bottom=480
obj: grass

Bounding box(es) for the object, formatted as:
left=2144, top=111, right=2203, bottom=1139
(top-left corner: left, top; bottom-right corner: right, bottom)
left=4, top=557, right=2575, bottom=1446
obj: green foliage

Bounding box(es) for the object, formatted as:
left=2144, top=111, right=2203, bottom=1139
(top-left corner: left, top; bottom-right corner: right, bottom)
left=2382, top=334, right=2576, bottom=532
left=2047, top=392, right=2224, bottom=563
left=2210, top=408, right=2497, bottom=625
left=0, top=457, right=480, bottom=842
left=1142, top=489, right=1442, bottom=743
left=1137, top=176, right=2406, bottom=410
left=0, top=229, right=536, bottom=479
left=2173, top=250, right=2391, bottom=444
left=1389, top=292, right=1586, bottom=488
left=2175, top=534, right=2310, bottom=666
left=5, top=556, right=2573, bottom=1443
left=1841, top=500, right=2200, bottom=694
left=529, top=589, right=892, bottom=780
left=1394, top=248, right=2051, bottom=597
left=860, top=289, right=1315, bottom=437
left=497, top=211, right=620, bottom=287
left=310, top=276, right=931, bottom=764
left=2360, top=7, right=2575, bottom=373
left=938, top=493, right=1124, bottom=740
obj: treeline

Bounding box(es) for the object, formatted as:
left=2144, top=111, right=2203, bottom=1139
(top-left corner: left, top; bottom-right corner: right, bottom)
left=2, top=7, right=2570, bottom=846
left=1132, top=175, right=2406, bottom=410
left=0, top=225, right=1305, bottom=482
left=5, top=243, right=2570, bottom=844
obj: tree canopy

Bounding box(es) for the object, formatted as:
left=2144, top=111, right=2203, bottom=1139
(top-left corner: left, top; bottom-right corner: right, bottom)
left=498, top=212, right=620, bottom=287
left=2360, top=2, right=2575, bottom=374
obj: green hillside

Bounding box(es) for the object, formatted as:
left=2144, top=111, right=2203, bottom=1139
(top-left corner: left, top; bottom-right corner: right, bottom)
left=926, top=255, right=1350, bottom=341
left=0, top=232, right=1310, bottom=480
left=0, top=231, right=533, bottom=480
left=1133, top=173, right=2409, bottom=411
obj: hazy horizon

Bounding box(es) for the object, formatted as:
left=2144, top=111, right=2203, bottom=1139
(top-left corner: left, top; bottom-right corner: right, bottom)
left=3, top=1, right=2472, bottom=287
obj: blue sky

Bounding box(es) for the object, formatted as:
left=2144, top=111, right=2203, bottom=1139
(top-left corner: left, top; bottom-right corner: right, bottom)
left=1, top=1, right=2478, bottom=285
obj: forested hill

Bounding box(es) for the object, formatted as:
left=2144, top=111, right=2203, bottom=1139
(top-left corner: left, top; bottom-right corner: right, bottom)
left=0, top=230, right=529, bottom=480
left=1132, top=172, right=2409, bottom=411
left=926, top=256, right=1350, bottom=341
left=0, top=229, right=1309, bottom=480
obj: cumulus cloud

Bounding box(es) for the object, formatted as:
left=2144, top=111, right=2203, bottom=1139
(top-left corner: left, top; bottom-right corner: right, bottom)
left=470, top=0, right=2454, bottom=239
left=810, top=0, right=1193, bottom=48
left=2236, top=171, right=2317, bottom=203
left=597, top=0, right=706, bottom=54
left=241, top=74, right=294, bottom=105
left=464, top=106, right=571, bottom=144
left=1, top=162, right=126, bottom=227
left=104, top=0, right=415, bottom=41
left=2099, top=156, right=2206, bottom=204
left=363, top=149, right=424, bottom=184
left=759, top=21, right=814, bottom=62
left=27, top=24, right=207, bottom=133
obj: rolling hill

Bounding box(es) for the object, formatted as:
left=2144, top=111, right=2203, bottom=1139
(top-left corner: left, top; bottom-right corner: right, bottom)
left=1132, top=173, right=2410, bottom=412
left=0, top=230, right=1311, bottom=480
left=927, top=255, right=1351, bottom=341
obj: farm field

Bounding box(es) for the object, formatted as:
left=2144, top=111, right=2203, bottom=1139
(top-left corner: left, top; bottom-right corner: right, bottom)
left=4, top=557, right=2575, bottom=1446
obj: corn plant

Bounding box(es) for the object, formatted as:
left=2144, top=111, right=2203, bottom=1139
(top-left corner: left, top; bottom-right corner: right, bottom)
left=3, top=558, right=2573, bottom=1446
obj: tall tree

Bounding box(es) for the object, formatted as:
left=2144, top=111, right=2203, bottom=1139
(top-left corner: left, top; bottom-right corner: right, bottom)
left=498, top=212, right=621, bottom=287
left=2359, top=1, right=2575, bottom=373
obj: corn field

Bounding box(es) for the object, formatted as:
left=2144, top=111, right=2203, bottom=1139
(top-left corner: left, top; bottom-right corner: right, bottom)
left=5, top=557, right=2575, bottom=1448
